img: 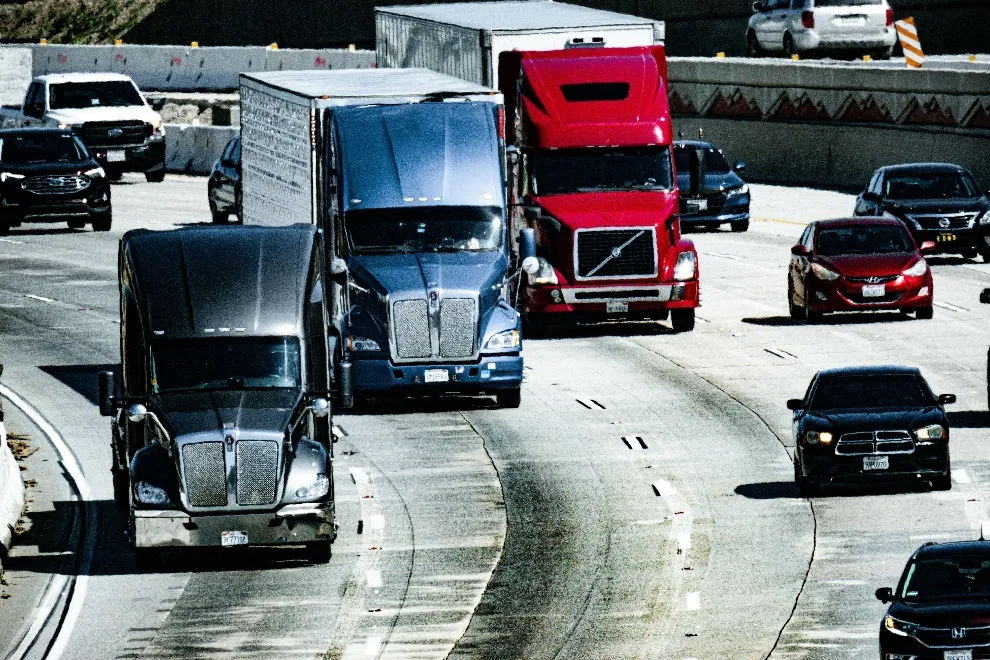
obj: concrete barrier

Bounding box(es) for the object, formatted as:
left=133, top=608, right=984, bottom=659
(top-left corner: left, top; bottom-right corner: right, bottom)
left=0, top=48, right=32, bottom=107
left=0, top=417, right=25, bottom=559
left=165, top=123, right=238, bottom=174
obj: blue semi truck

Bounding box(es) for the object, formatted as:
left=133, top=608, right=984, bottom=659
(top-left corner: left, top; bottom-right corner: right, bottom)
left=239, top=69, right=533, bottom=408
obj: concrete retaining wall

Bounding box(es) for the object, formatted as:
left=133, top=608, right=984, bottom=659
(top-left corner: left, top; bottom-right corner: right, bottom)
left=165, top=123, right=238, bottom=174
left=0, top=419, right=25, bottom=558
left=0, top=49, right=31, bottom=107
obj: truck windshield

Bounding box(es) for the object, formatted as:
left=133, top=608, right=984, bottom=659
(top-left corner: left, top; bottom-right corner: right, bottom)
left=0, top=134, right=87, bottom=164
left=531, top=147, right=673, bottom=195
left=49, top=81, right=144, bottom=109
left=346, top=206, right=503, bottom=254
left=151, top=337, right=301, bottom=393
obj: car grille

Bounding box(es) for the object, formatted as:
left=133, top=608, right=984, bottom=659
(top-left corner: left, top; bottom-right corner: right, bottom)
left=390, top=297, right=479, bottom=362
left=575, top=228, right=657, bottom=279
left=835, top=430, right=915, bottom=455
left=182, top=442, right=227, bottom=507
left=846, top=275, right=898, bottom=284
left=912, top=623, right=990, bottom=648
left=78, top=120, right=152, bottom=147
left=679, top=193, right=726, bottom=216
left=235, top=440, right=278, bottom=506
left=438, top=298, right=475, bottom=358
left=21, top=175, right=89, bottom=195
left=392, top=299, right=432, bottom=359
left=907, top=212, right=980, bottom=231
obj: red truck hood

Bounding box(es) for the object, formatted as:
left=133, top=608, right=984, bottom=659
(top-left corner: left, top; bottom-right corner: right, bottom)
left=818, top=252, right=918, bottom=278
left=534, top=191, right=679, bottom=231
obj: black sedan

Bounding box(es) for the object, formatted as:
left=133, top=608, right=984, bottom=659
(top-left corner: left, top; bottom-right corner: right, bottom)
left=854, top=162, right=990, bottom=261
left=0, top=127, right=111, bottom=234
left=674, top=140, right=750, bottom=232
left=789, top=366, right=954, bottom=496
left=878, top=540, right=990, bottom=659
left=208, top=135, right=241, bottom=224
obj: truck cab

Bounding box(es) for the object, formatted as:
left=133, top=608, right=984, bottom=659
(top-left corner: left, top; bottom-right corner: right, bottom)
left=99, top=225, right=336, bottom=567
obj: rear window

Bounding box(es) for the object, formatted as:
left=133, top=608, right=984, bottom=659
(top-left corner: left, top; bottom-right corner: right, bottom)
left=560, top=82, right=629, bottom=102
left=815, top=224, right=913, bottom=256
left=810, top=374, right=935, bottom=410
left=813, top=0, right=883, bottom=6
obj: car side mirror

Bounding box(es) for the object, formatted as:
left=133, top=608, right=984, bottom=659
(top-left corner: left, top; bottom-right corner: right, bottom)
left=329, top=257, right=348, bottom=286
left=310, top=397, right=330, bottom=418
left=875, top=587, right=893, bottom=603
left=786, top=398, right=804, bottom=411
left=862, top=191, right=881, bottom=203
left=734, top=161, right=747, bottom=173
left=938, top=394, right=956, bottom=405
left=98, top=370, right=116, bottom=417
left=791, top=245, right=808, bottom=256
left=919, top=240, right=936, bottom=253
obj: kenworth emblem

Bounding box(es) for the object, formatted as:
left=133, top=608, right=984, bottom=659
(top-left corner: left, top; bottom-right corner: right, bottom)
left=939, top=218, right=951, bottom=229
left=952, top=627, right=967, bottom=639
left=107, top=128, right=124, bottom=138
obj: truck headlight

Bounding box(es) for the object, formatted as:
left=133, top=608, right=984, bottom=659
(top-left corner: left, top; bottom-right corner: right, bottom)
left=527, top=257, right=558, bottom=285
left=151, top=120, right=165, bottom=136
left=804, top=430, right=833, bottom=445
left=0, top=172, right=25, bottom=183
left=726, top=183, right=749, bottom=199
left=812, top=262, right=841, bottom=281
left=902, top=259, right=927, bottom=277
left=915, top=424, right=946, bottom=441
left=134, top=481, right=172, bottom=505
left=82, top=166, right=105, bottom=179
left=673, top=251, right=696, bottom=281
left=485, top=329, right=520, bottom=350
left=346, top=335, right=380, bottom=351
left=295, top=474, right=329, bottom=500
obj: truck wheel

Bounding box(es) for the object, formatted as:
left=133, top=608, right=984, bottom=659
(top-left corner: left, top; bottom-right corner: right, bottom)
left=496, top=388, right=521, bottom=409
left=91, top=214, right=112, bottom=232
left=112, top=466, right=129, bottom=514
left=107, top=170, right=123, bottom=182
left=932, top=471, right=952, bottom=491
left=671, top=309, right=695, bottom=332
left=783, top=33, right=797, bottom=58
left=145, top=166, right=166, bottom=183
left=134, top=547, right=162, bottom=572
left=306, top=540, right=331, bottom=564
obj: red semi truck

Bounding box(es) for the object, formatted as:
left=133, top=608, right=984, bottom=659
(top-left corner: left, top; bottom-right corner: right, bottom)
left=376, top=2, right=700, bottom=332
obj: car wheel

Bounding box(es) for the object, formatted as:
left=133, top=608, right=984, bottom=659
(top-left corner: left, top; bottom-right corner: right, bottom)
left=306, top=540, right=332, bottom=564
left=804, top=296, right=823, bottom=324
left=91, top=214, right=112, bottom=232
left=145, top=165, right=166, bottom=183
left=874, top=46, right=893, bottom=60
left=788, top=285, right=803, bottom=320
left=671, top=308, right=696, bottom=332
left=496, top=388, right=522, bottom=409
left=783, top=33, right=797, bottom=58
left=915, top=306, right=933, bottom=320
left=981, top=249, right=990, bottom=263
left=932, top=471, right=952, bottom=491
left=67, top=219, right=86, bottom=230
left=962, top=248, right=978, bottom=260
left=731, top=220, right=749, bottom=233
left=796, top=462, right=820, bottom=497
left=746, top=31, right=763, bottom=57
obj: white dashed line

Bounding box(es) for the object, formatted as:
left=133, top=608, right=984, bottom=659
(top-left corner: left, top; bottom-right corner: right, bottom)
left=705, top=252, right=742, bottom=261
left=764, top=348, right=797, bottom=360
left=364, top=636, right=382, bottom=656
left=369, top=514, right=385, bottom=530
left=685, top=592, right=701, bottom=611
left=953, top=468, right=972, bottom=484
left=24, top=294, right=55, bottom=303
left=366, top=569, right=383, bottom=589
left=0, top=238, right=24, bottom=244
left=678, top=532, right=692, bottom=550
left=934, top=301, right=969, bottom=313
left=349, top=467, right=370, bottom=485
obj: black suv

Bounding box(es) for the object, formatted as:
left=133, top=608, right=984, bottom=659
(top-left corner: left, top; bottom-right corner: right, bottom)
left=854, top=163, right=990, bottom=261
left=789, top=366, right=954, bottom=496
left=878, top=540, right=990, bottom=659
left=0, top=127, right=111, bottom=234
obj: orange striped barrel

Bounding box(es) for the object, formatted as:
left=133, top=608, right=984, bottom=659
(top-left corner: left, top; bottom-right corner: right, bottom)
left=894, top=17, right=925, bottom=68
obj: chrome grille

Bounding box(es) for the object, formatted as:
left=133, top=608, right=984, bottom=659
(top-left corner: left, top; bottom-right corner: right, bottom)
left=907, top=212, right=979, bottom=230
left=439, top=298, right=475, bottom=358
left=575, top=228, right=657, bottom=280
left=847, top=275, right=898, bottom=283
left=235, top=440, right=278, bottom=506
left=835, top=430, right=915, bottom=455
left=78, top=120, right=152, bottom=147
left=392, top=299, right=431, bottom=359
left=679, top=192, right=727, bottom=216
left=22, top=175, right=89, bottom=195
left=182, top=442, right=227, bottom=507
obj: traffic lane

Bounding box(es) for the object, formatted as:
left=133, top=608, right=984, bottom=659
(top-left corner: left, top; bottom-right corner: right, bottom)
left=452, top=336, right=811, bottom=659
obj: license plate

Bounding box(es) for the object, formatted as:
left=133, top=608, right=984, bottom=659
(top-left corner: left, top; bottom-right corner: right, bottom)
left=861, top=284, right=886, bottom=298
left=834, top=15, right=865, bottom=25
left=606, top=301, right=628, bottom=314
left=107, top=149, right=126, bottom=163
left=221, top=531, right=248, bottom=547
left=687, top=199, right=708, bottom=212
left=945, top=650, right=973, bottom=660
left=863, top=455, right=889, bottom=471
left=424, top=368, right=449, bottom=383
left=937, top=233, right=956, bottom=243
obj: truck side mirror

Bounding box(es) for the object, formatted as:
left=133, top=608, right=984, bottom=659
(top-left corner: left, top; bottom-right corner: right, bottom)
left=310, top=397, right=330, bottom=418
left=519, top=227, right=537, bottom=275
left=329, top=257, right=348, bottom=286
left=98, top=371, right=116, bottom=417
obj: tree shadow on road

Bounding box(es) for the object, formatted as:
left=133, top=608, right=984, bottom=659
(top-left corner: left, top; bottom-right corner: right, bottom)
left=735, top=480, right=932, bottom=499
left=339, top=394, right=501, bottom=417
left=527, top=320, right=675, bottom=340
left=948, top=411, right=990, bottom=428
left=742, top=311, right=912, bottom=327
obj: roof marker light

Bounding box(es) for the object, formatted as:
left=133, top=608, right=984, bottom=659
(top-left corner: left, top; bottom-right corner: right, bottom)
left=204, top=328, right=215, bottom=333
left=234, top=327, right=246, bottom=332
left=404, top=197, right=414, bottom=202
left=153, top=330, right=164, bottom=335
left=418, top=197, right=427, bottom=201
left=219, top=327, right=230, bottom=332
left=351, top=198, right=361, bottom=204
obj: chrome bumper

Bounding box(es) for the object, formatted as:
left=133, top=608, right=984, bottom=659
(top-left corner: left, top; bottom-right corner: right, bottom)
left=132, top=502, right=334, bottom=548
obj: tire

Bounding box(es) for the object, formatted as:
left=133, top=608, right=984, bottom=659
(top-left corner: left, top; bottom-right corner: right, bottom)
left=932, top=471, right=952, bottom=491
left=212, top=210, right=230, bottom=224
left=804, top=296, right=823, bottom=324
left=915, top=306, right=933, bottom=320
left=788, top=285, right=803, bottom=321
left=496, top=388, right=521, bottom=409
left=746, top=31, right=763, bottom=58
left=783, top=33, right=797, bottom=58
left=145, top=166, right=166, bottom=183
left=91, top=214, right=112, bottom=232
left=134, top=547, right=162, bottom=572
left=962, top=248, right=978, bottom=260
left=112, top=467, right=129, bottom=514
left=981, top=249, right=990, bottom=263
left=671, top=308, right=696, bottom=332
left=107, top=170, right=123, bottom=182
left=306, top=540, right=331, bottom=564
left=67, top=219, right=85, bottom=230
left=0, top=221, right=11, bottom=236
left=874, top=46, right=893, bottom=60
left=731, top=220, right=749, bottom=233
left=797, top=467, right=820, bottom=498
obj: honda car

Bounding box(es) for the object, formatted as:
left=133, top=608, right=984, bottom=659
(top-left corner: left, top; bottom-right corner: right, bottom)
left=674, top=140, right=750, bottom=233
left=789, top=217, right=934, bottom=322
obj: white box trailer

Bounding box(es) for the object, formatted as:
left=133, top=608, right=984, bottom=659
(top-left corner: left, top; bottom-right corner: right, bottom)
left=376, top=1, right=664, bottom=88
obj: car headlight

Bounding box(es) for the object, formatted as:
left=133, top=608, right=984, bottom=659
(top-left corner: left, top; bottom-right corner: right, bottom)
left=82, top=166, right=105, bottom=179
left=726, top=183, right=750, bottom=198
left=0, top=172, right=25, bottom=183
left=884, top=615, right=918, bottom=637
left=346, top=335, right=380, bottom=352
left=915, top=424, right=946, bottom=441
left=134, top=481, right=172, bottom=505
left=978, top=211, right=990, bottom=226
left=527, top=257, right=558, bottom=285
left=673, top=251, right=696, bottom=281
left=804, top=430, right=833, bottom=445
left=812, top=262, right=841, bottom=281
left=902, top=259, right=927, bottom=277
left=295, top=474, right=330, bottom=500
left=485, top=329, right=520, bottom=350
left=151, top=119, right=165, bottom=136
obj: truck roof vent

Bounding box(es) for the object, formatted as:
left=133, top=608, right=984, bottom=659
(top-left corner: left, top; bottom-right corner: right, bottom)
left=561, top=82, right=630, bottom=103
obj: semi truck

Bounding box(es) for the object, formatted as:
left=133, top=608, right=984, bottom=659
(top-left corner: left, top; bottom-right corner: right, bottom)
left=98, top=225, right=336, bottom=567
left=239, top=69, right=533, bottom=408
left=376, top=2, right=701, bottom=332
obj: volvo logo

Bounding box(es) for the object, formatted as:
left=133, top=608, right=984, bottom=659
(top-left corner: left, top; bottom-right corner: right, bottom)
left=939, top=218, right=951, bottom=229
left=611, top=246, right=623, bottom=258
left=952, top=627, right=968, bottom=639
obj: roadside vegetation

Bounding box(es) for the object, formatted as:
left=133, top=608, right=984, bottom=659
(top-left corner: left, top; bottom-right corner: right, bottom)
left=0, top=0, right=166, bottom=44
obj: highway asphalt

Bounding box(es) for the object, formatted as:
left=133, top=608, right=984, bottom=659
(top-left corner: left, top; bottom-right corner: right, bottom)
left=0, top=174, right=988, bottom=658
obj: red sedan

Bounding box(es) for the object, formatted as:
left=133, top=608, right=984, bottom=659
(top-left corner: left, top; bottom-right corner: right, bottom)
left=788, top=217, right=934, bottom=322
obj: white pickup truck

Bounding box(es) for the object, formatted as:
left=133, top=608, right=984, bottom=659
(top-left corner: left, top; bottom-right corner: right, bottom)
left=5, top=73, right=166, bottom=182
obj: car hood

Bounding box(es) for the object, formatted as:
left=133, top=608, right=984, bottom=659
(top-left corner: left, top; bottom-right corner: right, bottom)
left=885, top=197, right=989, bottom=216
left=889, top=599, right=990, bottom=627
left=818, top=252, right=918, bottom=278
left=46, top=105, right=161, bottom=127
left=803, top=407, right=942, bottom=432
left=676, top=171, right=745, bottom=195
left=534, top=191, right=679, bottom=231
left=155, top=389, right=301, bottom=438
left=0, top=160, right=98, bottom=176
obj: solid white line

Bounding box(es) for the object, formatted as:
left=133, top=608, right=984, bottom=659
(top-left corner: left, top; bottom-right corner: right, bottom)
left=678, top=532, right=692, bottom=550
left=685, top=592, right=701, bottom=610
left=369, top=514, right=385, bottom=530
left=933, top=301, right=969, bottom=313
left=24, top=294, right=55, bottom=304
left=704, top=252, right=742, bottom=261
left=364, top=636, right=382, bottom=656
left=1, top=383, right=93, bottom=660
left=366, top=569, right=383, bottom=589
left=953, top=469, right=972, bottom=484
left=0, top=238, right=24, bottom=244
left=764, top=348, right=796, bottom=360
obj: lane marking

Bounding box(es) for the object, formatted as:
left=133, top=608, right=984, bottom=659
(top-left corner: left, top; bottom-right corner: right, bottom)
left=1, top=383, right=94, bottom=660
left=369, top=514, right=385, bottom=530
left=764, top=348, right=797, bottom=360
left=349, top=467, right=369, bottom=485
left=24, top=294, right=56, bottom=304
left=934, top=301, right=969, bottom=313
left=704, top=252, right=742, bottom=261
left=366, top=569, right=383, bottom=589
left=953, top=469, right=972, bottom=484
left=0, top=238, right=25, bottom=244
left=685, top=592, right=701, bottom=611
left=678, top=532, right=692, bottom=550
left=364, top=636, right=382, bottom=656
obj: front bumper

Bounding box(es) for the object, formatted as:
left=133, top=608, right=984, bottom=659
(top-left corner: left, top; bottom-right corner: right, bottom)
left=350, top=354, right=523, bottom=394
left=131, top=502, right=334, bottom=548
left=679, top=211, right=749, bottom=228
left=910, top=226, right=985, bottom=254
left=806, top=275, right=932, bottom=313
left=525, top=280, right=699, bottom=316
left=1, top=188, right=110, bottom=224
left=794, top=28, right=896, bottom=51
left=800, top=447, right=948, bottom=483
left=89, top=137, right=165, bottom=173
left=879, top=628, right=988, bottom=659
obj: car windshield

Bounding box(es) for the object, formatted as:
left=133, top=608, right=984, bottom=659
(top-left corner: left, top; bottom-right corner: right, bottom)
left=674, top=146, right=731, bottom=175
left=345, top=206, right=503, bottom=254
left=883, top=171, right=980, bottom=199
left=0, top=134, right=87, bottom=164
left=810, top=374, right=935, bottom=410
left=901, top=557, right=990, bottom=600
left=816, top=225, right=913, bottom=256
left=151, top=337, right=301, bottom=393
left=532, top=146, right=674, bottom=195
left=49, top=81, right=144, bottom=109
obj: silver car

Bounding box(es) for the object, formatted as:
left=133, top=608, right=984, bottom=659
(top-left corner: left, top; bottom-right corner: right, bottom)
left=746, top=0, right=897, bottom=59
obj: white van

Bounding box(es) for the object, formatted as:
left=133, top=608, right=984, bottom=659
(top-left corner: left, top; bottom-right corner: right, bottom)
left=746, top=0, right=897, bottom=59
